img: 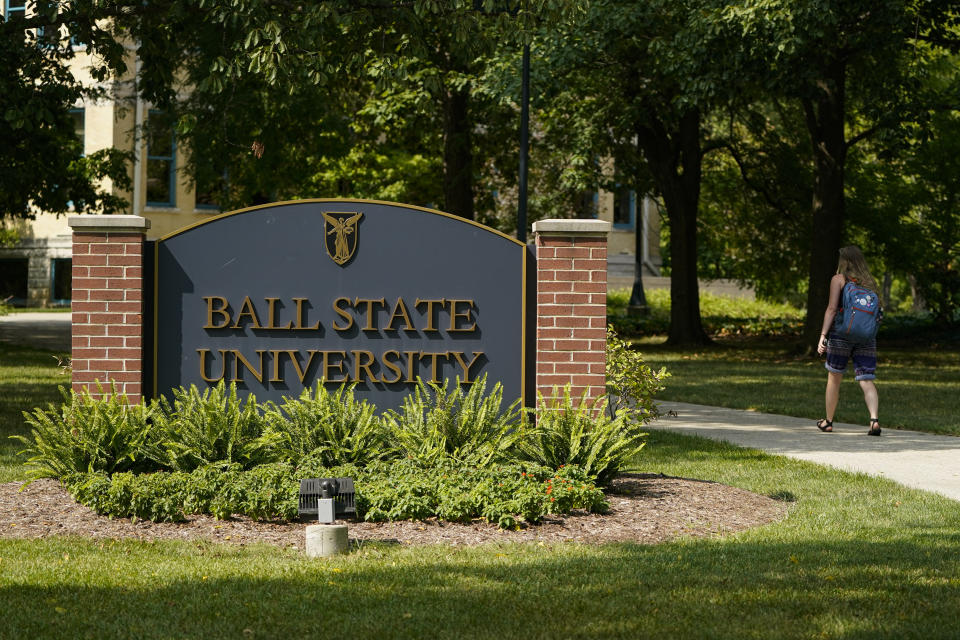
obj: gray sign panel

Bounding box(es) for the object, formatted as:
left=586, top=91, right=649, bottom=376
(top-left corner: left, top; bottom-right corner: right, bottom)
left=154, top=200, right=526, bottom=411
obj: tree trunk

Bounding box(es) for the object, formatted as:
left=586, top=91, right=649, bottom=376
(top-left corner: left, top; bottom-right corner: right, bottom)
left=442, top=86, right=474, bottom=220
left=801, top=60, right=847, bottom=353
left=637, top=108, right=711, bottom=346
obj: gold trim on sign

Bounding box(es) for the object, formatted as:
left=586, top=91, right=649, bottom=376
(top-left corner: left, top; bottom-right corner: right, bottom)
left=156, top=198, right=525, bottom=247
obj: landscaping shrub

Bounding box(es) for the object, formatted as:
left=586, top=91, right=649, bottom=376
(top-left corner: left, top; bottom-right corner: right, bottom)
left=151, top=382, right=282, bottom=471
left=270, top=382, right=388, bottom=466
left=383, top=375, right=523, bottom=467
left=605, top=325, right=670, bottom=422
left=63, top=460, right=607, bottom=528
left=520, top=386, right=646, bottom=486
left=15, top=384, right=161, bottom=479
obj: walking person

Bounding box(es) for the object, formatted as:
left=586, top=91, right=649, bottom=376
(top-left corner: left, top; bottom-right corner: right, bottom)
left=816, top=246, right=883, bottom=435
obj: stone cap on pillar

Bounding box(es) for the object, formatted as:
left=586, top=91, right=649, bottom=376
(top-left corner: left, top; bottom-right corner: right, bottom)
left=532, top=219, right=611, bottom=236
left=69, top=215, right=151, bottom=233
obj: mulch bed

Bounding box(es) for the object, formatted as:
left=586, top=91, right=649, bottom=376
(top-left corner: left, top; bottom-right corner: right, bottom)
left=0, top=474, right=789, bottom=549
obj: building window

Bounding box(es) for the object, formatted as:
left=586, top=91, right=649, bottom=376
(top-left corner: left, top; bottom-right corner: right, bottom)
left=146, top=111, right=176, bottom=207
left=70, top=107, right=84, bottom=153
left=0, top=258, right=28, bottom=307
left=50, top=258, right=71, bottom=304
left=3, top=0, right=25, bottom=22
left=613, top=187, right=636, bottom=230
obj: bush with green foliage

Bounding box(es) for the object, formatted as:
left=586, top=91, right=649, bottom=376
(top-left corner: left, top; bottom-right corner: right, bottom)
left=15, top=384, right=161, bottom=479
left=151, top=382, right=281, bottom=471
left=383, top=375, right=523, bottom=467
left=519, top=387, right=647, bottom=487
left=63, top=459, right=607, bottom=528
left=270, top=382, right=387, bottom=466
left=605, top=325, right=670, bottom=422
left=18, top=352, right=667, bottom=526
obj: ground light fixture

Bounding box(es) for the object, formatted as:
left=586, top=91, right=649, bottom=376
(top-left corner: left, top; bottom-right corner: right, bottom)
left=299, top=477, right=356, bottom=523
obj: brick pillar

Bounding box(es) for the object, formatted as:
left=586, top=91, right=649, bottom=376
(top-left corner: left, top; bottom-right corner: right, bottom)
left=68, top=215, right=150, bottom=403
left=532, top=219, right=610, bottom=405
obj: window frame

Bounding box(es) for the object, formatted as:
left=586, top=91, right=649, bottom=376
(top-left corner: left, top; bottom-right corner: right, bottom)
left=146, top=110, right=177, bottom=208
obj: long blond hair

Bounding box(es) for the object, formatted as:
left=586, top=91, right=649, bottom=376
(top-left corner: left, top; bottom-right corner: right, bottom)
left=837, top=246, right=879, bottom=294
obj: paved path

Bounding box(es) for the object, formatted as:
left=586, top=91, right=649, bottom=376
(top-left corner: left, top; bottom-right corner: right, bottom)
left=655, top=401, right=960, bottom=502
left=0, top=312, right=71, bottom=352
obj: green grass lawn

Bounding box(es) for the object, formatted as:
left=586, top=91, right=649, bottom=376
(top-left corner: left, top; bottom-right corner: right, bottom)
left=636, top=337, right=960, bottom=436
left=0, top=343, right=70, bottom=483
left=3, top=313, right=960, bottom=638
left=2, top=430, right=959, bottom=639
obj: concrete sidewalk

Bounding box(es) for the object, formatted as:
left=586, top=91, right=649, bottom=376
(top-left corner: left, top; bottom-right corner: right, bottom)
left=0, top=312, right=71, bottom=352
left=655, top=401, right=960, bottom=502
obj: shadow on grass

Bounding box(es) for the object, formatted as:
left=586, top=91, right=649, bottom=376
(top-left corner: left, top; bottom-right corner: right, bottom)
left=2, top=534, right=960, bottom=640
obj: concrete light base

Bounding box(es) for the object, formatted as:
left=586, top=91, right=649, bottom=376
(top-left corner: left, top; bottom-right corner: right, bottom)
left=305, top=524, right=349, bottom=558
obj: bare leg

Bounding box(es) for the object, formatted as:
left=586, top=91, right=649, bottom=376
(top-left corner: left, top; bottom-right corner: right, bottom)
left=859, top=379, right=879, bottom=420
left=825, top=372, right=842, bottom=422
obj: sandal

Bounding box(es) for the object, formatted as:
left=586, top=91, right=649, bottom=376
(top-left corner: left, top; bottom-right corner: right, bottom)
left=868, top=418, right=881, bottom=436
left=816, top=418, right=833, bottom=433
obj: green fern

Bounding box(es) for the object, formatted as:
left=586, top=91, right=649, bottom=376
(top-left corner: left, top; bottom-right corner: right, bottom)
left=383, top=375, right=523, bottom=466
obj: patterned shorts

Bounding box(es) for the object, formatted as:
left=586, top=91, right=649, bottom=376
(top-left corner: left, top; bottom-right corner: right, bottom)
left=824, top=332, right=877, bottom=381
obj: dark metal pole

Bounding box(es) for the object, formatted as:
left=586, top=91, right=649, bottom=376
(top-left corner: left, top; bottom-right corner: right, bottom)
left=517, top=43, right=530, bottom=243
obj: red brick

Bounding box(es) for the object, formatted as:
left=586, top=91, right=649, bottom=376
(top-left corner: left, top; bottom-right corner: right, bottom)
left=89, top=266, right=125, bottom=278
left=77, top=323, right=107, bottom=336
left=571, top=237, right=606, bottom=247
left=538, top=236, right=573, bottom=247
left=124, top=267, right=143, bottom=279
left=536, top=247, right=557, bottom=258
left=89, top=288, right=124, bottom=301
left=90, top=336, right=126, bottom=347
left=90, top=243, right=125, bottom=255
left=124, top=243, right=143, bottom=255
left=590, top=270, right=608, bottom=283
left=108, top=348, right=141, bottom=360
left=73, top=347, right=107, bottom=359
left=537, top=374, right=574, bottom=387
left=71, top=289, right=89, bottom=301
left=590, top=248, right=607, bottom=259
left=554, top=293, right=591, bottom=305
left=123, top=313, right=142, bottom=325
left=72, top=312, right=88, bottom=324
left=72, top=242, right=91, bottom=254
left=537, top=351, right=573, bottom=363
left=536, top=281, right=573, bottom=293
left=554, top=270, right=590, bottom=282
left=573, top=259, right=607, bottom=271
left=106, top=371, right=141, bottom=383
left=106, top=301, right=141, bottom=313
left=578, top=305, right=607, bottom=317
left=106, top=279, right=139, bottom=290
left=577, top=282, right=608, bottom=293
left=537, top=293, right=556, bottom=305
left=537, top=339, right=555, bottom=351
left=110, top=325, right=141, bottom=336
left=106, top=254, right=141, bottom=266
left=88, top=313, right=124, bottom=325
left=89, top=359, right=124, bottom=372
left=538, top=304, right=574, bottom=317
left=539, top=328, right=573, bottom=339
left=555, top=247, right=591, bottom=258
left=555, top=363, right=590, bottom=374
left=71, top=266, right=90, bottom=278
left=554, top=316, right=592, bottom=329
left=589, top=363, right=606, bottom=375
left=123, top=336, right=143, bottom=348
left=73, top=277, right=107, bottom=290
left=555, top=339, right=590, bottom=351
left=72, top=301, right=107, bottom=313
left=72, top=336, right=89, bottom=349
left=538, top=258, right=575, bottom=270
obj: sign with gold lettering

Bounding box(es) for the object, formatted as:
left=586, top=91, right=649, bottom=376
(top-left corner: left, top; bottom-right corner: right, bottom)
left=153, top=200, right=527, bottom=410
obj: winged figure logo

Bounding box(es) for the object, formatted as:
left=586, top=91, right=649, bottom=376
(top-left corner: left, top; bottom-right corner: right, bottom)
left=322, top=211, right=363, bottom=266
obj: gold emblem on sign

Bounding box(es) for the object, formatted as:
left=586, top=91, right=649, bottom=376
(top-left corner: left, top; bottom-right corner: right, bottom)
left=322, top=211, right=363, bottom=266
